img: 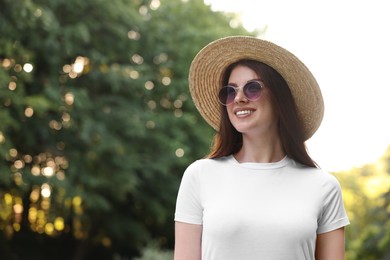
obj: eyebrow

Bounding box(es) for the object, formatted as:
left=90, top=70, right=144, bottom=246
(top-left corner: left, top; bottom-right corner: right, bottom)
left=227, top=78, right=263, bottom=86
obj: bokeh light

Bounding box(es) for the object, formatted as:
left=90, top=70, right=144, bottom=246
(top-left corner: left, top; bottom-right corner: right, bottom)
left=23, top=63, right=33, bottom=73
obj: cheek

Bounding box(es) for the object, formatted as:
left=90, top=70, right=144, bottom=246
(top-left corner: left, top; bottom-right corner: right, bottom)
left=256, top=93, right=278, bottom=120
left=259, top=88, right=272, bottom=101
left=259, top=90, right=275, bottom=109
left=226, top=105, right=235, bottom=119
left=263, top=99, right=279, bottom=121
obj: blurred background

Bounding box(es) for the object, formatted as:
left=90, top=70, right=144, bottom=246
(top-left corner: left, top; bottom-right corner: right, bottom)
left=0, top=0, right=389, bottom=259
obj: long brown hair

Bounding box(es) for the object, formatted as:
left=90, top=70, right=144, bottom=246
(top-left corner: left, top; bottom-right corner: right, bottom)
left=207, top=59, right=317, bottom=168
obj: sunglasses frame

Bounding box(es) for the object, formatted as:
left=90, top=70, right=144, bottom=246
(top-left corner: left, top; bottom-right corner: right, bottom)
left=218, top=80, right=264, bottom=106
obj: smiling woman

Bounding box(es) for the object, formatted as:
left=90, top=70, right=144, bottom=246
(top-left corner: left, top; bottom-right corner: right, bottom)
left=205, top=0, right=390, bottom=172
left=174, top=36, right=349, bottom=260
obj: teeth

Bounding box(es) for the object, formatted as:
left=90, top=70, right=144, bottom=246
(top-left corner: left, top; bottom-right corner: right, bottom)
left=236, top=110, right=252, bottom=116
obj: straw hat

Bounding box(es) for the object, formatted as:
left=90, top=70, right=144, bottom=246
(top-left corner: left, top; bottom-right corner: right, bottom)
left=189, top=36, right=324, bottom=140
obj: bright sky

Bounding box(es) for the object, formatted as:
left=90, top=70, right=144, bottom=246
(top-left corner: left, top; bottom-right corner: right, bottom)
left=205, top=0, right=390, bottom=172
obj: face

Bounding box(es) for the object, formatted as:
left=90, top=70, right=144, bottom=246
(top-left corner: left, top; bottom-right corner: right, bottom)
left=226, top=65, right=279, bottom=136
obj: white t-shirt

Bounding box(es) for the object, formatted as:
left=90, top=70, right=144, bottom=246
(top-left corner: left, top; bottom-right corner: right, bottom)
left=175, top=155, right=350, bottom=260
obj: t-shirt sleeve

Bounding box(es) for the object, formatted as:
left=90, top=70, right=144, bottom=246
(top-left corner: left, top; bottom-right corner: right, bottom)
left=174, top=161, right=203, bottom=225
left=317, top=173, right=350, bottom=234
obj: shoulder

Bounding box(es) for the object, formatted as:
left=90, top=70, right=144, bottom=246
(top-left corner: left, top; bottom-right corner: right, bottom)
left=180, top=156, right=232, bottom=184
left=291, top=159, right=338, bottom=178
left=185, top=156, right=230, bottom=173
left=288, top=160, right=342, bottom=189
left=178, top=157, right=229, bottom=190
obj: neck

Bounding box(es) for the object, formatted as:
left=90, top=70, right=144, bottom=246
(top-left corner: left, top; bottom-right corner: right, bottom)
left=234, top=132, right=285, bottom=163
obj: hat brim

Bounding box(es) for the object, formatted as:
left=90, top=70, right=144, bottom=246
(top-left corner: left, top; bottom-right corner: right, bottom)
left=189, top=36, right=324, bottom=140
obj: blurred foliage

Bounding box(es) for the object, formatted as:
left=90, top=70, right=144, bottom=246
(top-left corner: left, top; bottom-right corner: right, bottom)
left=0, top=0, right=252, bottom=259
left=334, top=146, right=390, bottom=260
left=133, top=241, right=173, bottom=260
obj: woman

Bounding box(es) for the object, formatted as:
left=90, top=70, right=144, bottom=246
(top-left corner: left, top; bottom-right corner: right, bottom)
left=174, top=36, right=349, bottom=260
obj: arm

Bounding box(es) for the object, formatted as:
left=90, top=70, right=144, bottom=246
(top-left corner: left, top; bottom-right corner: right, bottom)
left=315, top=227, right=345, bottom=260
left=174, top=221, right=202, bottom=260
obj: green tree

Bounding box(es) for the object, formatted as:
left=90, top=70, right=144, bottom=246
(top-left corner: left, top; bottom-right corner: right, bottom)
left=0, top=0, right=253, bottom=259
left=334, top=146, right=390, bottom=260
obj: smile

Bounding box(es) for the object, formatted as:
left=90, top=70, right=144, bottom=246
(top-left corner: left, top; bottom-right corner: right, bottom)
left=235, top=110, right=254, bottom=116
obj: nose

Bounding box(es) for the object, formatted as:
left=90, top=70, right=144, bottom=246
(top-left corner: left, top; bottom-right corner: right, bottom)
left=234, top=88, right=248, bottom=104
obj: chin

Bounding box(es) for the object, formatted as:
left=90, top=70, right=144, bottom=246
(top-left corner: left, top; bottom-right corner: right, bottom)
left=232, top=123, right=256, bottom=134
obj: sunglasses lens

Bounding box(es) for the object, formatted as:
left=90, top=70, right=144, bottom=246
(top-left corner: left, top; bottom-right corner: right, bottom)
left=218, top=86, right=236, bottom=105
left=218, top=81, right=263, bottom=105
left=244, top=81, right=262, bottom=101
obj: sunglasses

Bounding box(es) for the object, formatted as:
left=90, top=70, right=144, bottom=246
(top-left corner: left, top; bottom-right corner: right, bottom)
left=218, top=80, right=264, bottom=105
